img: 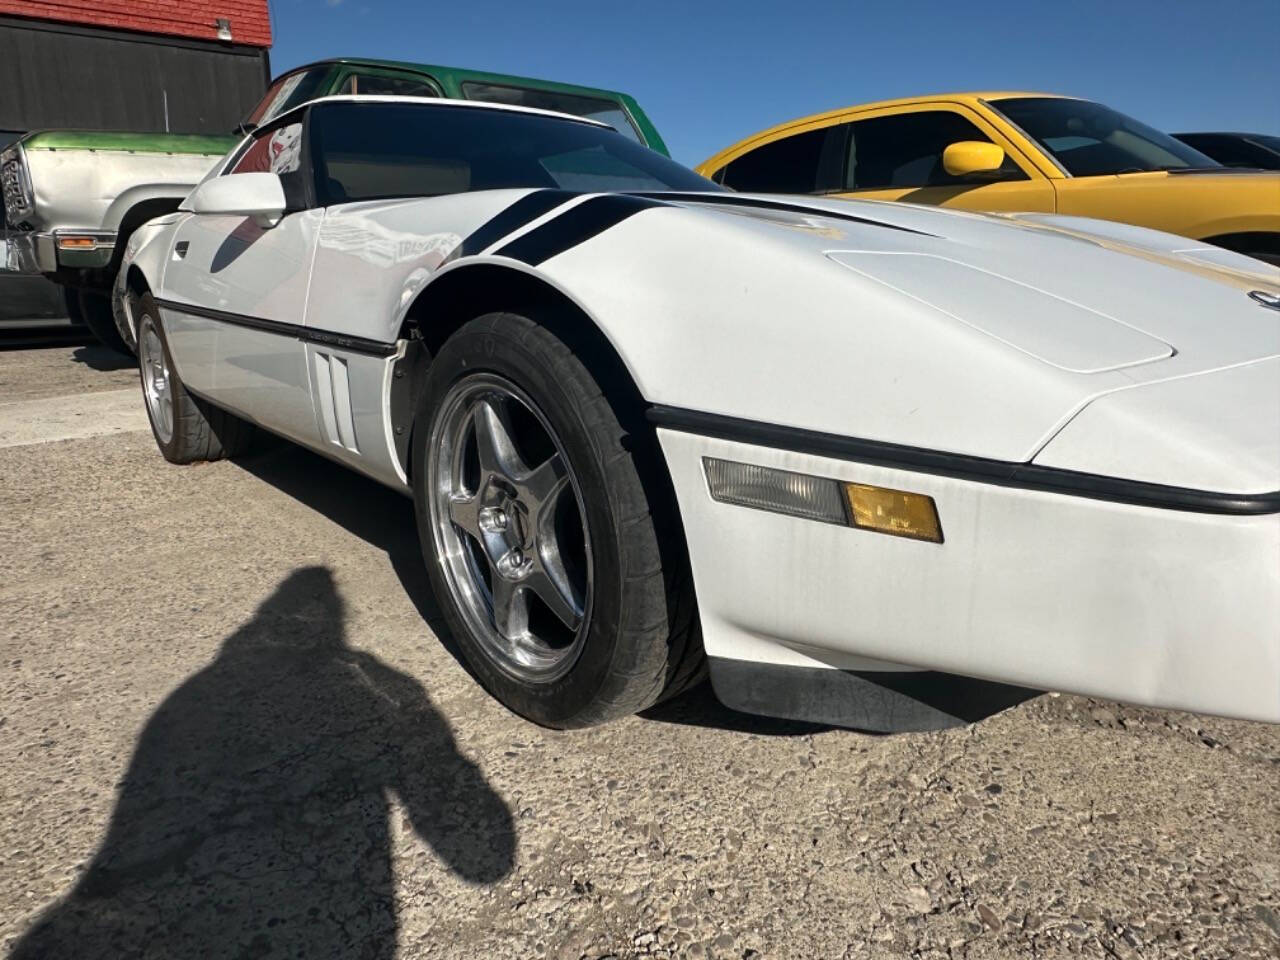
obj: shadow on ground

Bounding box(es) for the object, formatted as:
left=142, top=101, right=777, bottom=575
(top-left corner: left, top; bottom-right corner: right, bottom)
left=11, top=567, right=515, bottom=960
left=640, top=680, right=831, bottom=735
left=236, top=442, right=460, bottom=661
left=236, top=443, right=835, bottom=739
left=0, top=323, right=90, bottom=351
left=71, top=344, right=136, bottom=371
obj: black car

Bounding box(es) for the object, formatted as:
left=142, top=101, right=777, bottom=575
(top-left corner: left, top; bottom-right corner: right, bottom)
left=1171, top=132, right=1280, bottom=170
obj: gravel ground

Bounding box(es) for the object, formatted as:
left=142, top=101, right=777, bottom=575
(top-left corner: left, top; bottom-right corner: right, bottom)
left=2, top=345, right=1278, bottom=959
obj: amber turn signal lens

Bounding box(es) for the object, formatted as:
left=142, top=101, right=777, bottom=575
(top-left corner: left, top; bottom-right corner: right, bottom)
left=845, top=483, right=943, bottom=543
left=57, top=236, right=97, bottom=249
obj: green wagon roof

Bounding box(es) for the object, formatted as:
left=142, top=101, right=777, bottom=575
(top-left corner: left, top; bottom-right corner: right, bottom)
left=297, top=58, right=669, bottom=156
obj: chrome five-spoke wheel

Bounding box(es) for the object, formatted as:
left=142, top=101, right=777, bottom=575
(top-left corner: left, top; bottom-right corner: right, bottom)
left=428, top=373, right=593, bottom=684
left=138, top=314, right=174, bottom=444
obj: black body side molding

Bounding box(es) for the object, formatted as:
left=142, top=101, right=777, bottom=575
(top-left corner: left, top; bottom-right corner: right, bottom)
left=648, top=405, right=1280, bottom=516
left=155, top=298, right=398, bottom=357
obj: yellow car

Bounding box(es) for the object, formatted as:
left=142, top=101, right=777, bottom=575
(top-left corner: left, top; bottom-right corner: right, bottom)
left=698, top=93, right=1280, bottom=264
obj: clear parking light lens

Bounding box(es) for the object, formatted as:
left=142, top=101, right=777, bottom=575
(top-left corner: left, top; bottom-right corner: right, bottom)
left=703, top=458, right=847, bottom=525
left=703, top=457, right=944, bottom=544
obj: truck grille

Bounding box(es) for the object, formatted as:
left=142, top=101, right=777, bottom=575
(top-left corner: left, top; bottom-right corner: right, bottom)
left=2, top=154, right=33, bottom=224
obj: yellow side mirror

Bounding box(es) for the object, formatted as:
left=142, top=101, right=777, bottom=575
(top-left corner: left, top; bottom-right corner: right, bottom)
left=942, top=141, right=1006, bottom=178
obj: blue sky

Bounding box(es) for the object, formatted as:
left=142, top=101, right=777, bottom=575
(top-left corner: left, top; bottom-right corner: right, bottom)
left=268, top=0, right=1280, bottom=165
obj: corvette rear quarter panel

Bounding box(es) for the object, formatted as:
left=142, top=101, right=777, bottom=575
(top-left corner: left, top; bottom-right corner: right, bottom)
left=125, top=213, right=185, bottom=297
left=304, top=192, right=543, bottom=344
left=659, top=429, right=1280, bottom=724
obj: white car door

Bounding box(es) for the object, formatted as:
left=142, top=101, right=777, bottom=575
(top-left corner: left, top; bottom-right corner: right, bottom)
left=159, top=120, right=322, bottom=446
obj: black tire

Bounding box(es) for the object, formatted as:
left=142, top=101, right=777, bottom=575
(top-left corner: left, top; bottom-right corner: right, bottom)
left=79, top=288, right=133, bottom=356
left=136, top=293, right=256, bottom=464
left=63, top=287, right=85, bottom=326
left=412, top=312, right=703, bottom=728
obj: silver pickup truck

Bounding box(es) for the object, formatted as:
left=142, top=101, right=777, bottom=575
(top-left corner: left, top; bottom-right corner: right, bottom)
left=2, top=131, right=235, bottom=352
left=2, top=57, right=669, bottom=355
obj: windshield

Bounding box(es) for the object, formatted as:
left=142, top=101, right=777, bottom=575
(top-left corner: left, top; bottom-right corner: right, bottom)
left=991, top=97, right=1220, bottom=176
left=247, top=67, right=333, bottom=128
left=309, top=101, right=718, bottom=204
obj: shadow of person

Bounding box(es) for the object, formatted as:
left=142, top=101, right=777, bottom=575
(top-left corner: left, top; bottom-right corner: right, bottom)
left=11, top=567, right=515, bottom=959
left=234, top=444, right=468, bottom=671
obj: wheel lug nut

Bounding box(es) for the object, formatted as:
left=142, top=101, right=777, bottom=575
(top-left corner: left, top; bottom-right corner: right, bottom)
left=479, top=506, right=508, bottom=532
left=496, top=548, right=528, bottom=579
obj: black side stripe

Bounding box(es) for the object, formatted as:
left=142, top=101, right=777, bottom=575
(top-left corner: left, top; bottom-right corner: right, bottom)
left=635, top=192, right=937, bottom=237
left=648, top=405, right=1280, bottom=516
left=443, top=189, right=579, bottom=264
left=495, top=194, right=666, bottom=265
left=155, top=298, right=398, bottom=357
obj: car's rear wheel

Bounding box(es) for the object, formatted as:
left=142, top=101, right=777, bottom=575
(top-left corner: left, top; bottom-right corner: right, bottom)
left=413, top=311, right=702, bottom=728
left=79, top=288, right=133, bottom=356
left=136, top=293, right=255, bottom=464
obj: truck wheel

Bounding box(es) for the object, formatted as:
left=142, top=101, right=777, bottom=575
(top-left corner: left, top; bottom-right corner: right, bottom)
left=413, top=312, right=703, bottom=728
left=63, top=287, right=85, bottom=326
left=79, top=289, right=133, bottom=356
left=136, top=294, right=255, bottom=464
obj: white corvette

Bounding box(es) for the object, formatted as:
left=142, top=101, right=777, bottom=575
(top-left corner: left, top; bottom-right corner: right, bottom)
left=119, top=96, right=1280, bottom=731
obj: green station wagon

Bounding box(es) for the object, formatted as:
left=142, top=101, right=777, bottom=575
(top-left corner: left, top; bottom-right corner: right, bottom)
left=250, top=59, right=668, bottom=153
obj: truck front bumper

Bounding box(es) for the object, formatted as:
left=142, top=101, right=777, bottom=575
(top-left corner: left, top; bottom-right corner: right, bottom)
left=2, top=230, right=115, bottom=275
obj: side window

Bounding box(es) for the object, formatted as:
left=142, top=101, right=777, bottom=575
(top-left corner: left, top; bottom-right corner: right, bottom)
left=338, top=72, right=440, bottom=98
left=717, top=128, right=828, bottom=193
left=843, top=111, right=1026, bottom=190
left=311, top=104, right=471, bottom=204
left=1180, top=135, right=1256, bottom=168
left=229, top=123, right=304, bottom=175
left=460, top=82, right=642, bottom=144
left=247, top=68, right=331, bottom=128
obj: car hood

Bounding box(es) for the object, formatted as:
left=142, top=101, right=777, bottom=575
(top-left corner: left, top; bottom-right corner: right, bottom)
left=651, top=192, right=1280, bottom=380
left=527, top=190, right=1279, bottom=482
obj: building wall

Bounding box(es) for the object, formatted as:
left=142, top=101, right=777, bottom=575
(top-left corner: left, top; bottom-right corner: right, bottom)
left=0, top=0, right=271, bottom=47
left=0, top=7, right=271, bottom=322
left=0, top=17, right=269, bottom=134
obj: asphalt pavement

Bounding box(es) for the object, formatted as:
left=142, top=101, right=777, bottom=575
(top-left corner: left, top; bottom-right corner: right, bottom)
left=2, top=343, right=1278, bottom=959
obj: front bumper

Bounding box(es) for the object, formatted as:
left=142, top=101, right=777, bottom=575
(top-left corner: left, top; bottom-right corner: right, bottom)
left=659, top=428, right=1280, bottom=725
left=1, top=230, right=115, bottom=275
